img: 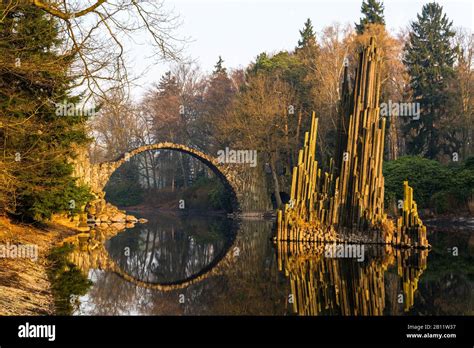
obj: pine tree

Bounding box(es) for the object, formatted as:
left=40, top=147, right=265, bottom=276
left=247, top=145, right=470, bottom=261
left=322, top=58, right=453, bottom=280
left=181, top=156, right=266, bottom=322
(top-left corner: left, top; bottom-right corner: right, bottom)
left=158, top=71, right=179, bottom=96
left=205, top=56, right=235, bottom=152
left=355, top=0, right=385, bottom=34
left=294, top=19, right=319, bottom=115
left=403, top=2, right=456, bottom=159
left=213, top=56, right=226, bottom=75
left=0, top=3, right=91, bottom=220
left=297, top=18, right=316, bottom=49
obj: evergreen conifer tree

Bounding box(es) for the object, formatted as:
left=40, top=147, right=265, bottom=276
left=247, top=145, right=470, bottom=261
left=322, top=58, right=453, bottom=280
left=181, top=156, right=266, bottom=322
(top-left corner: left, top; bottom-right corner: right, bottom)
left=355, top=0, right=385, bottom=34
left=297, top=18, right=317, bottom=49
left=0, top=3, right=92, bottom=220
left=403, top=2, right=456, bottom=159
left=213, top=56, right=226, bottom=75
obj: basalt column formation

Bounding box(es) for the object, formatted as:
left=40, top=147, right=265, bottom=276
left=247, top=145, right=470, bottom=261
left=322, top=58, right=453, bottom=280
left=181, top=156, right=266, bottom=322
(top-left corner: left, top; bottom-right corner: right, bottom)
left=276, top=38, right=428, bottom=249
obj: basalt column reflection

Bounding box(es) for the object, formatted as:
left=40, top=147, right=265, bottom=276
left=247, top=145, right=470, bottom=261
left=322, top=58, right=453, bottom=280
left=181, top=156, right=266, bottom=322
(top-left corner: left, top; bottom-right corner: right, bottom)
left=276, top=241, right=428, bottom=315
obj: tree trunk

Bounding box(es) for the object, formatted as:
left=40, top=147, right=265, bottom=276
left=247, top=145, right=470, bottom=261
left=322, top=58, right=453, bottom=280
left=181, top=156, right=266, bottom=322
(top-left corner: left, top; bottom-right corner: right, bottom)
left=179, top=153, right=187, bottom=188
left=150, top=152, right=158, bottom=189
left=388, top=115, right=399, bottom=160
left=143, top=152, right=151, bottom=189
left=270, top=158, right=283, bottom=208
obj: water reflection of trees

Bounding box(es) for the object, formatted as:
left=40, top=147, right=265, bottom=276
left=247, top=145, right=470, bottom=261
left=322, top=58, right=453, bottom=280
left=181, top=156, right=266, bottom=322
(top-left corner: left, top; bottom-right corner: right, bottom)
left=66, top=216, right=471, bottom=316
left=71, top=219, right=290, bottom=315
left=405, top=228, right=473, bottom=315
left=106, top=214, right=235, bottom=284
left=276, top=243, right=429, bottom=316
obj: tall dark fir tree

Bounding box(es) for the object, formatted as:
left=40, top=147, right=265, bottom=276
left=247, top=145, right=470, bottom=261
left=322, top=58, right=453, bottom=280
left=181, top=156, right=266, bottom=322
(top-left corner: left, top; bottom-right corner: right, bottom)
left=213, top=56, right=227, bottom=75
left=0, top=3, right=91, bottom=221
left=297, top=18, right=317, bottom=50
left=355, top=0, right=385, bottom=34
left=403, top=2, right=456, bottom=160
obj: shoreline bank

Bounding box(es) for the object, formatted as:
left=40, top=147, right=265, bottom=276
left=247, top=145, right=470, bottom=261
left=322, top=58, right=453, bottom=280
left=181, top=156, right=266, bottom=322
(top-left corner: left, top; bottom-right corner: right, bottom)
left=0, top=216, right=84, bottom=315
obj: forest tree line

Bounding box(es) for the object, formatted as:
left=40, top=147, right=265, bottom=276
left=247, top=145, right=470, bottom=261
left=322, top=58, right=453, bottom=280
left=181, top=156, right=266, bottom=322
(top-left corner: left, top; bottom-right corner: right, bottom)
left=0, top=0, right=472, bottom=221
left=91, top=0, right=473, bottom=212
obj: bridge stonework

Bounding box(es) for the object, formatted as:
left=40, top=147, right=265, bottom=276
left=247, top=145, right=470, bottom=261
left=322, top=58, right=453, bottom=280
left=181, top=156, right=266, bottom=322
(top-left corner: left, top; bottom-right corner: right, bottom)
left=72, top=143, right=244, bottom=213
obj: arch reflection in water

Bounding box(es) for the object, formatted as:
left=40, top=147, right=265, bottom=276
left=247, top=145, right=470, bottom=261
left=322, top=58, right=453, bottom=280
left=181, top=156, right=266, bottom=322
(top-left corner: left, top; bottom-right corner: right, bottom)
left=67, top=218, right=288, bottom=315
left=62, top=216, right=470, bottom=315
left=106, top=213, right=237, bottom=285
left=67, top=212, right=239, bottom=291
left=276, top=241, right=428, bottom=316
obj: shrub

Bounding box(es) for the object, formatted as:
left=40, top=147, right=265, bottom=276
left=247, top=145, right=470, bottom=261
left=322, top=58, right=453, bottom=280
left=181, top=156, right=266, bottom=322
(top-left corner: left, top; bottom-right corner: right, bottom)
left=383, top=156, right=473, bottom=214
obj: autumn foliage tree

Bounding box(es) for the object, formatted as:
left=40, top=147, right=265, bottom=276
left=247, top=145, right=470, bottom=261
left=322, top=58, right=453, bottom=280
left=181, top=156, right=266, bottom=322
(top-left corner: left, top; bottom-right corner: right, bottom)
left=219, top=71, right=295, bottom=207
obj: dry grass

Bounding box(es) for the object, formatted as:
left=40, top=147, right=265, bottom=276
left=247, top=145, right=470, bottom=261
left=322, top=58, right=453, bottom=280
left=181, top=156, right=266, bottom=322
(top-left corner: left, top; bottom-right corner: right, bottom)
left=0, top=216, right=80, bottom=315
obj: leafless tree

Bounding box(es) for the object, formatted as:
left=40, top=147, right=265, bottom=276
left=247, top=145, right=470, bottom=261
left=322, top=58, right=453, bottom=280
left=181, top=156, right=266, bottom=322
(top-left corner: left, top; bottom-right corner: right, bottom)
left=2, top=0, right=186, bottom=104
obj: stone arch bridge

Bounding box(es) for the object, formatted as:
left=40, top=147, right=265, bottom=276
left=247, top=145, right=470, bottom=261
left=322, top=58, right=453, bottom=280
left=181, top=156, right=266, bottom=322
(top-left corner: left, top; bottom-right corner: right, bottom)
left=73, top=142, right=245, bottom=212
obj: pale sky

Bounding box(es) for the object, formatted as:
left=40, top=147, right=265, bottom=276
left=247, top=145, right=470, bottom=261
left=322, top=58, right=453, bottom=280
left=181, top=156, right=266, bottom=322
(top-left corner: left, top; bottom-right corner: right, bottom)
left=129, top=0, right=473, bottom=98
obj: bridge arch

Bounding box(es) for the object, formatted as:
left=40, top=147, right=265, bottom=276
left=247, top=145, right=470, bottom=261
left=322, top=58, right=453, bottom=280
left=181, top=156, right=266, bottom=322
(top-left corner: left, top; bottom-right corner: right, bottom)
left=95, top=142, right=241, bottom=213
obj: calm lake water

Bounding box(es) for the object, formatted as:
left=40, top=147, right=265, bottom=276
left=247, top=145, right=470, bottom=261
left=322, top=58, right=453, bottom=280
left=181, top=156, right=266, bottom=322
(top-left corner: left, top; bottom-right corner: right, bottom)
left=69, top=212, right=473, bottom=316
